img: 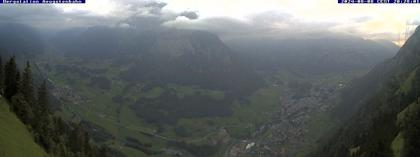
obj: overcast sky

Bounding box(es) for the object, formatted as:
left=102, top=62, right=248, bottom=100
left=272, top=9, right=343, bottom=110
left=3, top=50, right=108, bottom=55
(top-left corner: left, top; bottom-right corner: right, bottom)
left=1, top=0, right=420, bottom=45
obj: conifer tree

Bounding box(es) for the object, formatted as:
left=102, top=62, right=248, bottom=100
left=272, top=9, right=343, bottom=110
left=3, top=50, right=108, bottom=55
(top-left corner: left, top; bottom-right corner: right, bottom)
left=4, top=56, right=19, bottom=100
left=11, top=93, right=34, bottom=125
left=15, top=69, right=20, bottom=92
left=34, top=80, right=51, bottom=149
left=21, top=61, right=34, bottom=104
left=37, top=80, right=49, bottom=114
left=0, top=56, right=115, bottom=157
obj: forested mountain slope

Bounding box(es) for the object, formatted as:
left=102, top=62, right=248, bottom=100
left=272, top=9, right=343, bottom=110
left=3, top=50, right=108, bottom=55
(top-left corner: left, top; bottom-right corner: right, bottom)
left=310, top=26, right=420, bottom=157
left=0, top=56, right=124, bottom=157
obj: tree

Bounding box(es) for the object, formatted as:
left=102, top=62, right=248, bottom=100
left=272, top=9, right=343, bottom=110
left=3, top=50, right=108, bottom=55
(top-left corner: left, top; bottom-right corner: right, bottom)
left=21, top=61, right=34, bottom=104
left=15, top=69, right=20, bottom=94
left=0, top=56, right=115, bottom=157
left=11, top=93, right=34, bottom=125
left=69, top=123, right=88, bottom=153
left=4, top=56, right=19, bottom=100
left=34, top=80, right=52, bottom=149
left=37, top=80, right=49, bottom=115
left=0, top=55, right=4, bottom=94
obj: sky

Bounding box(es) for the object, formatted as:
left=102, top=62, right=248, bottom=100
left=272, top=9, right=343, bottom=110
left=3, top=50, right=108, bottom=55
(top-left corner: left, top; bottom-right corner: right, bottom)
left=1, top=0, right=420, bottom=45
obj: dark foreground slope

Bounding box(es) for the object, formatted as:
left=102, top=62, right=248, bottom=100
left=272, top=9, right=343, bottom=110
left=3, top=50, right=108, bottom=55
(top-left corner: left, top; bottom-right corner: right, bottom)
left=310, top=26, right=420, bottom=157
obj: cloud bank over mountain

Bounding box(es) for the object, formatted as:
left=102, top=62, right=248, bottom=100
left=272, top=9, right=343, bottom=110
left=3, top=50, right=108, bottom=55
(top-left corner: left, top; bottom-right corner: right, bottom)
left=0, top=0, right=419, bottom=43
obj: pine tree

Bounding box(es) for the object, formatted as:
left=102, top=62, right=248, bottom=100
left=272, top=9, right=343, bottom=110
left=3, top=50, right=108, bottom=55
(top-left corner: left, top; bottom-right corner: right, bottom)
left=21, top=61, right=34, bottom=104
left=15, top=69, right=20, bottom=93
left=69, top=123, right=87, bottom=153
left=4, top=56, right=19, bottom=100
left=37, top=80, right=49, bottom=114
left=11, top=93, right=34, bottom=125
left=34, top=80, right=52, bottom=149
left=0, top=56, right=116, bottom=157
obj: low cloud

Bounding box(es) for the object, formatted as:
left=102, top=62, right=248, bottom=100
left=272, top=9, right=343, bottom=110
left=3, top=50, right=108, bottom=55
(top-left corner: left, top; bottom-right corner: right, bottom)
left=164, top=11, right=340, bottom=41
left=351, top=16, right=373, bottom=23
left=0, top=5, right=117, bottom=31
left=179, top=11, right=199, bottom=20
left=0, top=1, right=339, bottom=40
left=0, top=0, right=409, bottom=43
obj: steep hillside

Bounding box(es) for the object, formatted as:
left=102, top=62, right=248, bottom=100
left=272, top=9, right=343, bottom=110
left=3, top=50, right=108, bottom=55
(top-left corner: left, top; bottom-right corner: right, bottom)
left=0, top=97, right=47, bottom=157
left=0, top=55, right=124, bottom=157
left=333, top=32, right=420, bottom=120
left=310, top=26, right=420, bottom=157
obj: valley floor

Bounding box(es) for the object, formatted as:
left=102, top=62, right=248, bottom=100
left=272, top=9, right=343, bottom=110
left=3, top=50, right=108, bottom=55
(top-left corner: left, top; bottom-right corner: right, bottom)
left=35, top=51, right=365, bottom=157
left=224, top=73, right=345, bottom=157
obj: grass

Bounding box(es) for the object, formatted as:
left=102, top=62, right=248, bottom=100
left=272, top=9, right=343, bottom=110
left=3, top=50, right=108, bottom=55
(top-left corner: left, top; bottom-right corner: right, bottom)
left=0, top=98, right=48, bottom=157
left=397, top=102, right=420, bottom=126
left=391, top=132, right=404, bottom=157
left=349, top=146, right=360, bottom=156
left=305, top=112, right=337, bottom=139
left=397, top=68, right=417, bottom=94
left=167, top=87, right=281, bottom=142
left=141, top=87, right=165, bottom=99
left=392, top=101, right=419, bottom=157
left=295, top=111, right=338, bottom=157
left=167, top=84, right=225, bottom=100
left=227, top=87, right=281, bottom=125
